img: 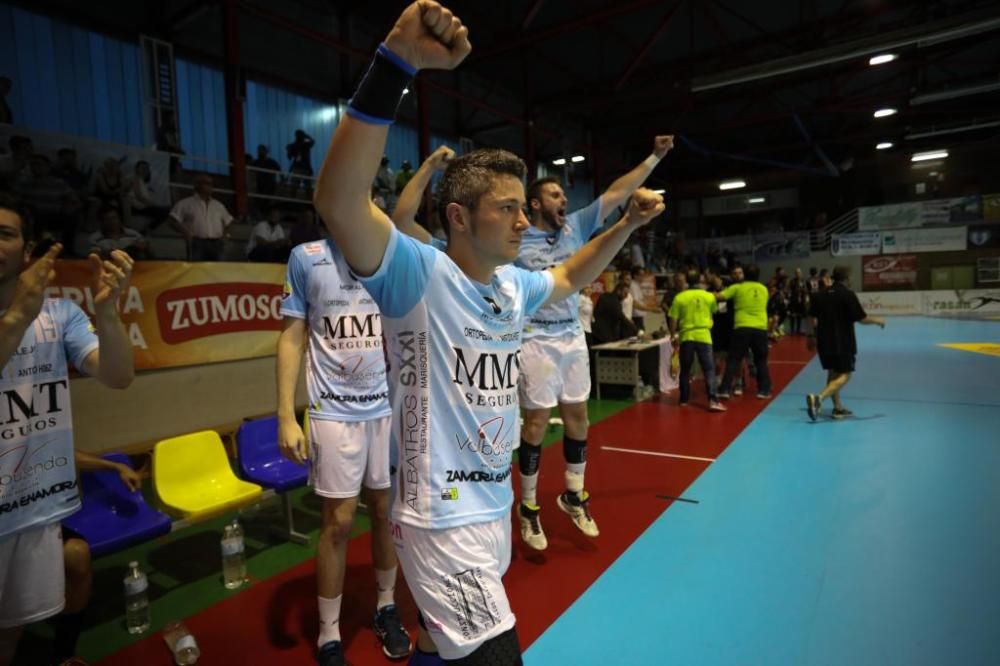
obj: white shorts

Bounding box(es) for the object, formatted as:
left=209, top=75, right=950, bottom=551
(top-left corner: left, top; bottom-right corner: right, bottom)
left=391, top=517, right=515, bottom=660
left=0, top=523, right=65, bottom=628
left=518, top=333, right=591, bottom=409
left=308, top=415, right=392, bottom=498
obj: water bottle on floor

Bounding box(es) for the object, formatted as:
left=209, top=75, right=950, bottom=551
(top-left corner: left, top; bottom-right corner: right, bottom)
left=124, top=561, right=151, bottom=634
left=163, top=621, right=200, bottom=665
left=221, top=519, right=246, bottom=589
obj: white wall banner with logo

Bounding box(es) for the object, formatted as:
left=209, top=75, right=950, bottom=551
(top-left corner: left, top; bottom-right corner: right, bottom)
left=857, top=289, right=1000, bottom=318
left=858, top=196, right=982, bottom=230
left=857, top=291, right=922, bottom=316
left=881, top=226, right=967, bottom=253
left=831, top=231, right=881, bottom=256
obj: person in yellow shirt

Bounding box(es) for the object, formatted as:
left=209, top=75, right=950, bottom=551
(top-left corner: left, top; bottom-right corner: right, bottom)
left=669, top=270, right=726, bottom=411
left=715, top=264, right=772, bottom=399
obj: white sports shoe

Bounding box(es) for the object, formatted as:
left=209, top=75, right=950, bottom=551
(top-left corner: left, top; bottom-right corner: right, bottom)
left=519, top=503, right=548, bottom=550
left=557, top=492, right=600, bottom=538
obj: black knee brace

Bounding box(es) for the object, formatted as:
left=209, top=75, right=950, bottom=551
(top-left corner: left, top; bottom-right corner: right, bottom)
left=563, top=436, right=587, bottom=464
left=518, top=440, right=542, bottom=476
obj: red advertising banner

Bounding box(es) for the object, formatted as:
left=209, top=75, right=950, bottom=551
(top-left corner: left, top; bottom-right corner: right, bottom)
left=45, top=261, right=286, bottom=371
left=862, top=254, right=918, bottom=289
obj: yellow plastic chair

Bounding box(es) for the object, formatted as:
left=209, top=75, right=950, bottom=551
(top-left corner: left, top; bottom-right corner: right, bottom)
left=153, top=431, right=263, bottom=521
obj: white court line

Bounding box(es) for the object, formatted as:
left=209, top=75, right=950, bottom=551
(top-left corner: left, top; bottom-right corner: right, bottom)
left=770, top=360, right=809, bottom=365
left=602, top=446, right=716, bottom=463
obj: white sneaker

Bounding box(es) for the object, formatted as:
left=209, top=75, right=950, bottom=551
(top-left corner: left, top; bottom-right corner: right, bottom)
left=557, top=492, right=600, bottom=537
left=518, top=503, right=548, bottom=550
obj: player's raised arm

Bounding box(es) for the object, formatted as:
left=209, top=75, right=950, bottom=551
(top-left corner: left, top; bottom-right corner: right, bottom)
left=391, top=144, right=454, bottom=243
left=313, top=1, right=470, bottom=276
left=547, top=189, right=665, bottom=304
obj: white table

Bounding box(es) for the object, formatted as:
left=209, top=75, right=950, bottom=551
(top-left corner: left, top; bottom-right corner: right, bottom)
left=591, top=337, right=676, bottom=399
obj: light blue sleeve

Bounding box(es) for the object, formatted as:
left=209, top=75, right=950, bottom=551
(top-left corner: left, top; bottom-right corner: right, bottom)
left=360, top=226, right=435, bottom=318
left=61, top=301, right=100, bottom=372
left=513, top=267, right=555, bottom=316
left=279, top=247, right=309, bottom=318
left=569, top=198, right=604, bottom=244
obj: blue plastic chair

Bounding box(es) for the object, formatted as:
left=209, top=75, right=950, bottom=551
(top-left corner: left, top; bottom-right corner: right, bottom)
left=63, top=453, right=172, bottom=558
left=236, top=416, right=309, bottom=544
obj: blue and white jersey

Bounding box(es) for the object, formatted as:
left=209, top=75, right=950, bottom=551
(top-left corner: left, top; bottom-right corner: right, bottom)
left=281, top=241, right=390, bottom=423
left=0, top=299, right=97, bottom=539
left=361, top=227, right=553, bottom=529
left=515, top=198, right=603, bottom=339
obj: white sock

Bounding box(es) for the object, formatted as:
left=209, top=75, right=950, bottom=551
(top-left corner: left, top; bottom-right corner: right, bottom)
left=520, top=472, right=539, bottom=507
left=565, top=468, right=586, bottom=498
left=375, top=567, right=397, bottom=610
left=317, top=594, right=342, bottom=647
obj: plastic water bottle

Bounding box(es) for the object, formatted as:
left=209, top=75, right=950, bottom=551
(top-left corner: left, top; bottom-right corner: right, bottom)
left=221, top=519, right=246, bottom=589
left=124, top=561, right=151, bottom=634
left=163, top=621, right=200, bottom=665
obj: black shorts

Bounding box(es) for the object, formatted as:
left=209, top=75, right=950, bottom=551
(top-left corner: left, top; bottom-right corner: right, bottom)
left=818, top=352, right=855, bottom=373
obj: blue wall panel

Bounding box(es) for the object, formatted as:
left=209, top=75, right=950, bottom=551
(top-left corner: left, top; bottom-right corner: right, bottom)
left=0, top=5, right=145, bottom=146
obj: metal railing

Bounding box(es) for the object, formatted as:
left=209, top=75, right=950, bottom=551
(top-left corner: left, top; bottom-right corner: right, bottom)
left=810, top=208, right=859, bottom=250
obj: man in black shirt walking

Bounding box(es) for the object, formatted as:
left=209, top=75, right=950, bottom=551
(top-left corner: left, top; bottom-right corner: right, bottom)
left=806, top=266, right=885, bottom=420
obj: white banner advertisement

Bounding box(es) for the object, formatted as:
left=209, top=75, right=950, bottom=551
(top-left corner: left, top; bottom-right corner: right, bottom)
left=858, top=196, right=982, bottom=230
left=881, top=226, right=967, bottom=253
left=858, top=289, right=1000, bottom=318
left=857, top=291, right=922, bottom=316
left=831, top=231, right=881, bottom=256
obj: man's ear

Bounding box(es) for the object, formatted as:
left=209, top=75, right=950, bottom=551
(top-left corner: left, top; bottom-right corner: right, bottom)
left=445, top=202, right=470, bottom=234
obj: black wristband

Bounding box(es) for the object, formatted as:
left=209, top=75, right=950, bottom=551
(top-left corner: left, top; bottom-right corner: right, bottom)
left=346, top=44, right=416, bottom=125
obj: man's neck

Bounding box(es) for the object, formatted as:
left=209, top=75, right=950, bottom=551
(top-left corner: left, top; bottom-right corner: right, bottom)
left=198, top=194, right=211, bottom=203
left=529, top=213, right=557, bottom=234
left=446, top=242, right=496, bottom=285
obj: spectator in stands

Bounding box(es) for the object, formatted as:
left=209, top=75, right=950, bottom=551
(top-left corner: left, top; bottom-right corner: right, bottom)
left=88, top=205, right=149, bottom=259
left=807, top=266, right=820, bottom=294
left=289, top=206, right=322, bottom=247
left=252, top=144, right=281, bottom=197
left=373, top=156, right=395, bottom=210
left=0, top=135, right=32, bottom=189
left=127, top=160, right=170, bottom=232
left=787, top=268, right=808, bottom=335
left=0, top=76, right=11, bottom=124
left=155, top=114, right=184, bottom=175
left=17, top=155, right=80, bottom=251
left=52, top=149, right=91, bottom=192
left=630, top=235, right=646, bottom=270
left=286, top=129, right=315, bottom=194
left=247, top=205, right=289, bottom=263
left=94, top=157, right=126, bottom=211
left=618, top=269, right=635, bottom=324
left=592, top=282, right=637, bottom=345
left=168, top=173, right=233, bottom=261
left=394, top=159, right=413, bottom=195
left=629, top=266, right=658, bottom=331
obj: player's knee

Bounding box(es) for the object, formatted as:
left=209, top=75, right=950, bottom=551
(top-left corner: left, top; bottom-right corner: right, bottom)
left=321, top=501, right=357, bottom=542
left=365, top=489, right=391, bottom=523
left=63, top=538, right=92, bottom=578
left=518, top=442, right=542, bottom=476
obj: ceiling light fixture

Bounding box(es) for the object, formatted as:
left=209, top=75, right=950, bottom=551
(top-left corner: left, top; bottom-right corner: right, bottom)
left=868, top=53, right=898, bottom=66
left=719, top=180, right=746, bottom=190
left=748, top=197, right=766, bottom=203
left=874, top=108, right=897, bottom=118
left=911, top=150, right=948, bottom=162
left=876, top=142, right=894, bottom=150
left=552, top=158, right=567, bottom=166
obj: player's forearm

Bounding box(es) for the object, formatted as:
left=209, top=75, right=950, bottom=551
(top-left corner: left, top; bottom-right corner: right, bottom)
left=600, top=155, right=661, bottom=218
left=391, top=162, right=434, bottom=243
left=94, top=308, right=134, bottom=389
left=555, top=217, right=637, bottom=298
left=315, top=117, right=390, bottom=236
left=75, top=450, right=125, bottom=472
left=276, top=331, right=304, bottom=422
